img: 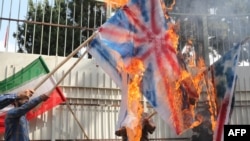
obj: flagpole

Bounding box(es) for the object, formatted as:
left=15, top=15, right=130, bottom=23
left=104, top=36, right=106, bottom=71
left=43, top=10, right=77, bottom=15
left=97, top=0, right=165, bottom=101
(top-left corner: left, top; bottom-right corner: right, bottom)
left=47, top=48, right=89, bottom=95
left=240, top=36, right=250, bottom=45
left=35, top=49, right=90, bottom=140
left=147, top=111, right=157, bottom=119
left=33, top=31, right=98, bottom=91
left=51, top=48, right=90, bottom=140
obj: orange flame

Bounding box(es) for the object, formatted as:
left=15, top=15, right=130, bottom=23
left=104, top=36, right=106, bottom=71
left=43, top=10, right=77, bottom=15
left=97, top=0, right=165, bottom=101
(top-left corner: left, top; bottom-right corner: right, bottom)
left=125, top=58, right=144, bottom=141
left=163, top=20, right=187, bottom=134
left=162, top=0, right=218, bottom=133
left=186, top=58, right=218, bottom=131
left=192, top=58, right=207, bottom=95
left=193, top=58, right=217, bottom=131
left=103, top=0, right=128, bottom=8
left=174, top=53, right=220, bottom=132
left=106, top=0, right=219, bottom=134
left=165, top=21, right=217, bottom=134
left=125, top=58, right=145, bottom=75
left=203, top=70, right=218, bottom=131
left=166, top=24, right=179, bottom=51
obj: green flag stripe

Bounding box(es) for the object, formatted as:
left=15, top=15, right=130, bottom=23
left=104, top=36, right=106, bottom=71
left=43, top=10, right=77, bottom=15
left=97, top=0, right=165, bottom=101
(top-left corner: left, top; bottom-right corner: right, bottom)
left=0, top=56, right=50, bottom=93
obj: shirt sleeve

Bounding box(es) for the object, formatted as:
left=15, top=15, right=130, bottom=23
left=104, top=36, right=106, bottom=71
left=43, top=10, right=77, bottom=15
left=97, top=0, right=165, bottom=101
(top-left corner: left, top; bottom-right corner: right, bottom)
left=0, top=94, right=17, bottom=109
left=6, top=96, right=43, bottom=118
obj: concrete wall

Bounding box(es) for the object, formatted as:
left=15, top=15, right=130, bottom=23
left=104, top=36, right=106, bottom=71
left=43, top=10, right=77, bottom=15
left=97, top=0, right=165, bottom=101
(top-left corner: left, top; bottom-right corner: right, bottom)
left=0, top=52, right=249, bottom=140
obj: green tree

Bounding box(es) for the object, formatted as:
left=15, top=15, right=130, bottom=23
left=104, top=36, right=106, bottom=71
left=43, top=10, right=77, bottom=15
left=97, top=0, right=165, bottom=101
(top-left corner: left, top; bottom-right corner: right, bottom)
left=13, top=0, right=106, bottom=57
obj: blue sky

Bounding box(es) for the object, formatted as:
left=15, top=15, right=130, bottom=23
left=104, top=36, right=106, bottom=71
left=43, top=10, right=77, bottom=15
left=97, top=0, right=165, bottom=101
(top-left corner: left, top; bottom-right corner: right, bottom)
left=0, top=0, right=28, bottom=52
left=0, top=0, right=53, bottom=52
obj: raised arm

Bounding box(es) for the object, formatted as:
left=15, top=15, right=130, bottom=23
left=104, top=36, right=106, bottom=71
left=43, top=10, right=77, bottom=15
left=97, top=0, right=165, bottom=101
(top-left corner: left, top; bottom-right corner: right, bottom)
left=6, top=94, right=48, bottom=118
left=0, top=94, right=17, bottom=109
left=0, top=89, right=34, bottom=109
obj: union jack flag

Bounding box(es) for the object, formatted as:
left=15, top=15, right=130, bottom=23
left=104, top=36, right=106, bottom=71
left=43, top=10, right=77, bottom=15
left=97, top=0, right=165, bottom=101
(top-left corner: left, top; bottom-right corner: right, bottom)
left=89, top=0, right=192, bottom=134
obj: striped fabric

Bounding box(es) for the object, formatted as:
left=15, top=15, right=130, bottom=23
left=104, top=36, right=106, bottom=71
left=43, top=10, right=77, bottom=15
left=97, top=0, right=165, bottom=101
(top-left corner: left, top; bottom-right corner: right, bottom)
left=89, top=0, right=195, bottom=135
left=0, top=56, right=66, bottom=133
left=210, top=43, right=241, bottom=141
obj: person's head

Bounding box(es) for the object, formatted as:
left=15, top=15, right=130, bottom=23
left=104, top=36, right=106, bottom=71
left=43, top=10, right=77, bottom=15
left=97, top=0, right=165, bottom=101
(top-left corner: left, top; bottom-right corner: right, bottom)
left=17, top=89, right=34, bottom=99
left=13, top=97, right=30, bottom=107
left=186, top=39, right=193, bottom=47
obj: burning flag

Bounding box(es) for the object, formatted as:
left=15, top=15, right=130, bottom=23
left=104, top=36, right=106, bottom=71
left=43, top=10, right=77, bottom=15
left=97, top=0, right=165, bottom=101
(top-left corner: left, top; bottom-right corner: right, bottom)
left=208, top=43, right=241, bottom=141
left=0, top=56, right=66, bottom=133
left=89, top=0, right=198, bottom=135
left=89, top=0, right=170, bottom=88
left=123, top=58, right=144, bottom=141
left=104, top=0, right=128, bottom=7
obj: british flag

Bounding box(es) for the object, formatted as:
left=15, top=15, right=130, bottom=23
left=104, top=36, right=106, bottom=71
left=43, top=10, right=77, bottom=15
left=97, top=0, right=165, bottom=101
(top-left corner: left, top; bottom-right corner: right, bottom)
left=89, top=0, right=191, bottom=134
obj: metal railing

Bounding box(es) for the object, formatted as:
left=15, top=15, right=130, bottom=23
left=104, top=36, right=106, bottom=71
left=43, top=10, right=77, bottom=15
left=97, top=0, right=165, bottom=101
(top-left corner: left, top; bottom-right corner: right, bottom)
left=0, top=1, right=250, bottom=140
left=1, top=0, right=249, bottom=66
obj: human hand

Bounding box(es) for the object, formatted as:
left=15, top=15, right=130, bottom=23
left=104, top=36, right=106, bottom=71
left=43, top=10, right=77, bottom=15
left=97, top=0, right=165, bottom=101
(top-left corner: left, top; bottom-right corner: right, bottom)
left=143, top=118, right=150, bottom=125
left=40, top=94, right=49, bottom=101
left=115, top=127, right=126, bottom=136
left=17, top=89, right=34, bottom=99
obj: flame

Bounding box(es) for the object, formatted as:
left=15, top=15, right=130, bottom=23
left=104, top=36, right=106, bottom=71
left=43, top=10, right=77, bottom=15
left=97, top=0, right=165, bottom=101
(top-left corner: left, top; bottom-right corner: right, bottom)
left=162, top=28, right=184, bottom=132
left=192, top=58, right=207, bottom=95
left=125, top=58, right=145, bottom=75
left=181, top=58, right=205, bottom=129
left=165, top=24, right=179, bottom=51
left=194, top=58, right=217, bottom=131
left=176, top=70, right=197, bottom=130
left=104, top=0, right=128, bottom=8
left=106, top=0, right=219, bottom=134
left=173, top=55, right=220, bottom=132
left=163, top=19, right=189, bottom=134
left=204, top=71, right=218, bottom=131
left=187, top=58, right=218, bottom=131
left=125, top=58, right=144, bottom=141
left=189, top=114, right=203, bottom=128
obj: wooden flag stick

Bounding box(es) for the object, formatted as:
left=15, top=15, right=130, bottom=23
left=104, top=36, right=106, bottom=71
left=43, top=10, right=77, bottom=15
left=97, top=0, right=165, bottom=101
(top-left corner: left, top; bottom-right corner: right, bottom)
left=46, top=48, right=89, bottom=95
left=51, top=49, right=90, bottom=139
left=241, top=36, right=250, bottom=45
left=35, top=49, right=90, bottom=139
left=147, top=111, right=157, bottom=119
left=34, top=31, right=98, bottom=91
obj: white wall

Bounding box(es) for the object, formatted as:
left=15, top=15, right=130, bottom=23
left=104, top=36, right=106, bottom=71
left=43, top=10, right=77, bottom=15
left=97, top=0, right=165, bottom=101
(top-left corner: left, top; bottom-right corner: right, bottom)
left=0, top=52, right=249, bottom=140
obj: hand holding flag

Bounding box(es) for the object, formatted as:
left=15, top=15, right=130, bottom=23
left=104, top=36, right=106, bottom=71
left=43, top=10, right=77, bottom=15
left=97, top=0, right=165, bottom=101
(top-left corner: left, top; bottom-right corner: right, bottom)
left=17, top=89, right=34, bottom=99
left=0, top=57, right=66, bottom=133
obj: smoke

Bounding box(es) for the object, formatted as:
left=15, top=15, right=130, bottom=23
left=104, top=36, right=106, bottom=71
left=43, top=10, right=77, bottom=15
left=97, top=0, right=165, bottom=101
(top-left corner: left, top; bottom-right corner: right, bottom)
left=170, top=0, right=250, bottom=64
left=174, top=0, right=210, bottom=14
left=174, top=0, right=249, bottom=15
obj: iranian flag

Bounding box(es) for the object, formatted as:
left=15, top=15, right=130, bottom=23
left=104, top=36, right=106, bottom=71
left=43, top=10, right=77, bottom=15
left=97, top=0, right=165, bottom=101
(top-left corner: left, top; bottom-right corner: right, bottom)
left=0, top=56, right=66, bottom=133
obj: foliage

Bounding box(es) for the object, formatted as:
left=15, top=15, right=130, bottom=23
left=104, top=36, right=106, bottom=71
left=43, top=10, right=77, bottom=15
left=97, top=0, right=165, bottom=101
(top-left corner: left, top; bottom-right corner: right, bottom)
left=13, top=0, right=249, bottom=62
left=13, top=0, right=106, bottom=57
